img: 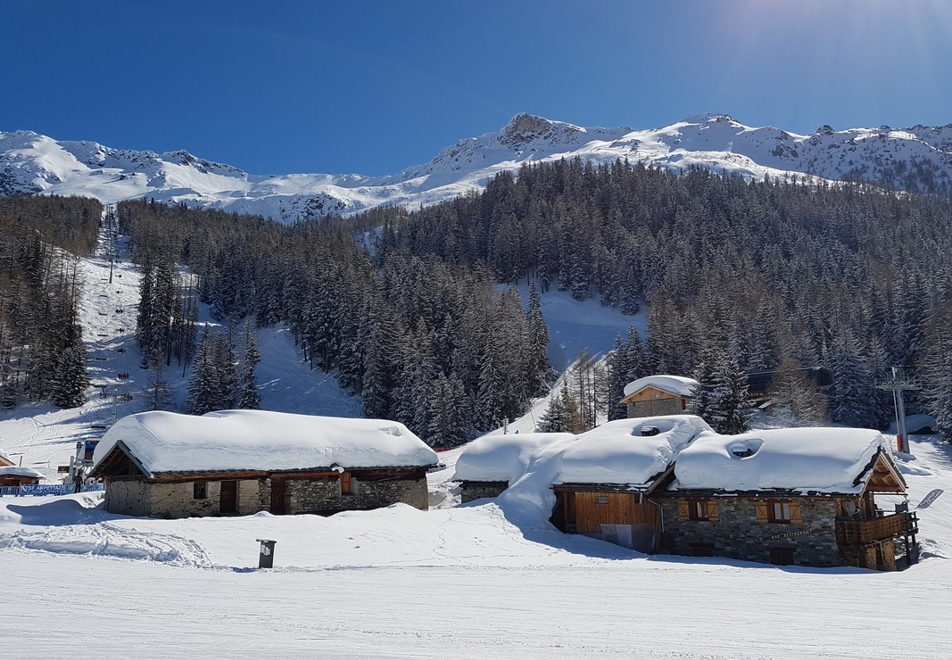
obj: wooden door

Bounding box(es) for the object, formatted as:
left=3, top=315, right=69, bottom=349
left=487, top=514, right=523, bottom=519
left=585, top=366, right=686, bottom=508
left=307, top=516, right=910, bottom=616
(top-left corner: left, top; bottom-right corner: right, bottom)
left=769, top=546, right=795, bottom=566
left=270, top=478, right=286, bottom=515
left=220, top=480, right=238, bottom=514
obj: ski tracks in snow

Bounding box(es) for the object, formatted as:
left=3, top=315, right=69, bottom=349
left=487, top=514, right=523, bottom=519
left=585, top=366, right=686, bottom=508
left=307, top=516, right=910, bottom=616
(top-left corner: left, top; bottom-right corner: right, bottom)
left=0, top=520, right=215, bottom=567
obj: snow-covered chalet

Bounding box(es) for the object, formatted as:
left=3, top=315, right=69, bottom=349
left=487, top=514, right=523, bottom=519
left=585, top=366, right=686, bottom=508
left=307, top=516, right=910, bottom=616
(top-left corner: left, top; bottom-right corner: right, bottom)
left=662, top=427, right=914, bottom=570
left=456, top=415, right=916, bottom=570
left=619, top=375, right=698, bottom=418
left=90, top=410, right=439, bottom=518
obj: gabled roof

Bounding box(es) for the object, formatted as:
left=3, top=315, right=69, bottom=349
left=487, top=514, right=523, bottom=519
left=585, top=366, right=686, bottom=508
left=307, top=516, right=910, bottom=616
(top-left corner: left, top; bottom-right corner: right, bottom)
left=454, top=432, right=576, bottom=483
left=0, top=448, right=13, bottom=467
left=0, top=466, right=44, bottom=480
left=555, top=415, right=711, bottom=488
left=91, top=410, right=439, bottom=478
left=622, top=375, right=698, bottom=399
left=671, top=427, right=905, bottom=495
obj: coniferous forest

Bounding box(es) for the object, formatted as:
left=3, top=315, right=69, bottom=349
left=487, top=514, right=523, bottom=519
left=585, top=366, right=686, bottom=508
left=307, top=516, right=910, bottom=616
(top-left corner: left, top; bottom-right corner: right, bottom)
left=119, top=199, right=552, bottom=446
left=0, top=195, right=100, bottom=408
left=370, top=161, right=952, bottom=439
left=6, top=157, right=952, bottom=445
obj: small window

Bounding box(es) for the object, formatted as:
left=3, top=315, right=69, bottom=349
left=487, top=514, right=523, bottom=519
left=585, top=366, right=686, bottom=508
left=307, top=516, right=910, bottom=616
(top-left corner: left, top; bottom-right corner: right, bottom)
left=769, top=500, right=792, bottom=523
left=595, top=496, right=609, bottom=505
left=193, top=481, right=207, bottom=500
left=690, top=499, right=711, bottom=521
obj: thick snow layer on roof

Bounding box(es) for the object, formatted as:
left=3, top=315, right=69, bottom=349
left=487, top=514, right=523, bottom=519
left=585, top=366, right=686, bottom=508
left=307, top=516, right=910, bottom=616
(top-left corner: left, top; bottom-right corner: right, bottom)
left=673, top=427, right=890, bottom=494
left=93, top=410, right=438, bottom=476
left=555, top=415, right=711, bottom=486
left=453, top=433, right=576, bottom=483
left=0, top=466, right=45, bottom=479
left=622, top=375, right=698, bottom=398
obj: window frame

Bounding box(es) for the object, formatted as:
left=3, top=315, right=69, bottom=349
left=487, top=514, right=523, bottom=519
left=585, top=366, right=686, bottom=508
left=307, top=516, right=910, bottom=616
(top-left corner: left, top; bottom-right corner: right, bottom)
left=768, top=499, right=792, bottom=524
left=689, top=498, right=712, bottom=522
left=193, top=481, right=208, bottom=500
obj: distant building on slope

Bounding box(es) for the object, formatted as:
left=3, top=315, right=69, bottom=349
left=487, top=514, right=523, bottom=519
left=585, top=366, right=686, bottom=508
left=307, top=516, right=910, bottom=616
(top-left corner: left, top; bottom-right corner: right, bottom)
left=90, top=410, right=439, bottom=518
left=619, top=375, right=698, bottom=418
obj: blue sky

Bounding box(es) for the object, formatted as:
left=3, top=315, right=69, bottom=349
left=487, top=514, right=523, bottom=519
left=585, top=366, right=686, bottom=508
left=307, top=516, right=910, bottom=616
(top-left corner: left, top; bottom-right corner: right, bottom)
left=3, top=0, right=950, bottom=176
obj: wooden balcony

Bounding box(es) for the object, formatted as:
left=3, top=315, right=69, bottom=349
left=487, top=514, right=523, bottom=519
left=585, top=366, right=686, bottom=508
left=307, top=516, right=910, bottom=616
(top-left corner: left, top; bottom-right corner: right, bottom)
left=836, top=512, right=916, bottom=545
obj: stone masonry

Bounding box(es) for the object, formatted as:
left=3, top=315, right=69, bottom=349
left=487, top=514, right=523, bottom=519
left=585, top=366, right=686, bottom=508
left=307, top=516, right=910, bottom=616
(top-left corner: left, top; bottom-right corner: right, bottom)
left=660, top=497, right=841, bottom=567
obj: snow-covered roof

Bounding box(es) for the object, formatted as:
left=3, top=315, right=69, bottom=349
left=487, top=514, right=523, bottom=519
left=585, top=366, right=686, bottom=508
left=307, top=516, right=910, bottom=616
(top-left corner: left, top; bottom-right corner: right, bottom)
left=0, top=447, right=12, bottom=466
left=555, top=415, right=711, bottom=486
left=0, top=466, right=44, bottom=479
left=93, top=410, right=439, bottom=477
left=622, top=375, right=698, bottom=398
left=454, top=432, right=576, bottom=483
left=672, top=427, right=895, bottom=494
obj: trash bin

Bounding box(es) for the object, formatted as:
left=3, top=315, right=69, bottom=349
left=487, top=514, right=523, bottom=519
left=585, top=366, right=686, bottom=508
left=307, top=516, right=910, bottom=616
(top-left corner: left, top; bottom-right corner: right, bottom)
left=257, top=538, right=276, bottom=569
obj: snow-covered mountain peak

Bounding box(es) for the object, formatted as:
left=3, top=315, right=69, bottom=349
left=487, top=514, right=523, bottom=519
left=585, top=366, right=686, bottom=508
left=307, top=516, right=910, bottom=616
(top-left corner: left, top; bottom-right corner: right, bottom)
left=4, top=113, right=952, bottom=222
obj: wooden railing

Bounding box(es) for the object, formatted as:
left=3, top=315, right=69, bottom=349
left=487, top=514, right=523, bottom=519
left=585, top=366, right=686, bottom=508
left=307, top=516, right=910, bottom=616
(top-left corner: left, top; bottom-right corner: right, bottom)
left=836, top=512, right=912, bottom=545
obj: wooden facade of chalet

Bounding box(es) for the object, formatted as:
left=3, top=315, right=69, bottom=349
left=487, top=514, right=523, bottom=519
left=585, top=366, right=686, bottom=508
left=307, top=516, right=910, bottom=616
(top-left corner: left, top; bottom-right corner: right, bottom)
left=619, top=385, right=690, bottom=418
left=91, top=441, right=431, bottom=518
left=550, top=465, right=673, bottom=554
left=550, top=450, right=915, bottom=571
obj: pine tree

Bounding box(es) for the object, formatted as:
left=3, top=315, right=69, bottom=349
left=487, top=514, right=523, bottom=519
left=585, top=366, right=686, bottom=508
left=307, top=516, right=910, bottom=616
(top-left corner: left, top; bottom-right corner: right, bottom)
left=769, top=358, right=826, bottom=426
left=215, top=330, right=239, bottom=409
left=187, top=327, right=222, bottom=415
left=538, top=390, right=571, bottom=432
left=426, top=372, right=469, bottom=447
left=922, top=302, right=952, bottom=442
left=236, top=320, right=261, bottom=410
left=50, top=343, right=88, bottom=408
left=690, top=341, right=752, bottom=434
left=608, top=327, right=644, bottom=420
left=524, top=282, right=553, bottom=397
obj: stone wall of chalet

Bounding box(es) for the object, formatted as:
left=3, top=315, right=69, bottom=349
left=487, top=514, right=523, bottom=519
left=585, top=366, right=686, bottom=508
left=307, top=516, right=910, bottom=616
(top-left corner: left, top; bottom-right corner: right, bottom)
left=659, top=497, right=840, bottom=567
left=105, top=474, right=428, bottom=518
left=459, top=481, right=508, bottom=503
left=263, top=476, right=429, bottom=514
left=103, top=479, right=152, bottom=516
left=105, top=479, right=262, bottom=518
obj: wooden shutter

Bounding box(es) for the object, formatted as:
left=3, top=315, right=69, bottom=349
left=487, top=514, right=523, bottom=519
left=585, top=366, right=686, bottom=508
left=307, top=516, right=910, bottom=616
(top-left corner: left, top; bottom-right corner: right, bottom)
left=790, top=501, right=802, bottom=524
left=708, top=500, right=719, bottom=523
left=678, top=499, right=690, bottom=521
left=755, top=500, right=768, bottom=523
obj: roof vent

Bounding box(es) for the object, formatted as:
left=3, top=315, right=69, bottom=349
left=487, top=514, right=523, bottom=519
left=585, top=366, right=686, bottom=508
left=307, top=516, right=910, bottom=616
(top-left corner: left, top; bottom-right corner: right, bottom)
left=728, top=438, right=764, bottom=458
left=641, top=425, right=660, bottom=437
